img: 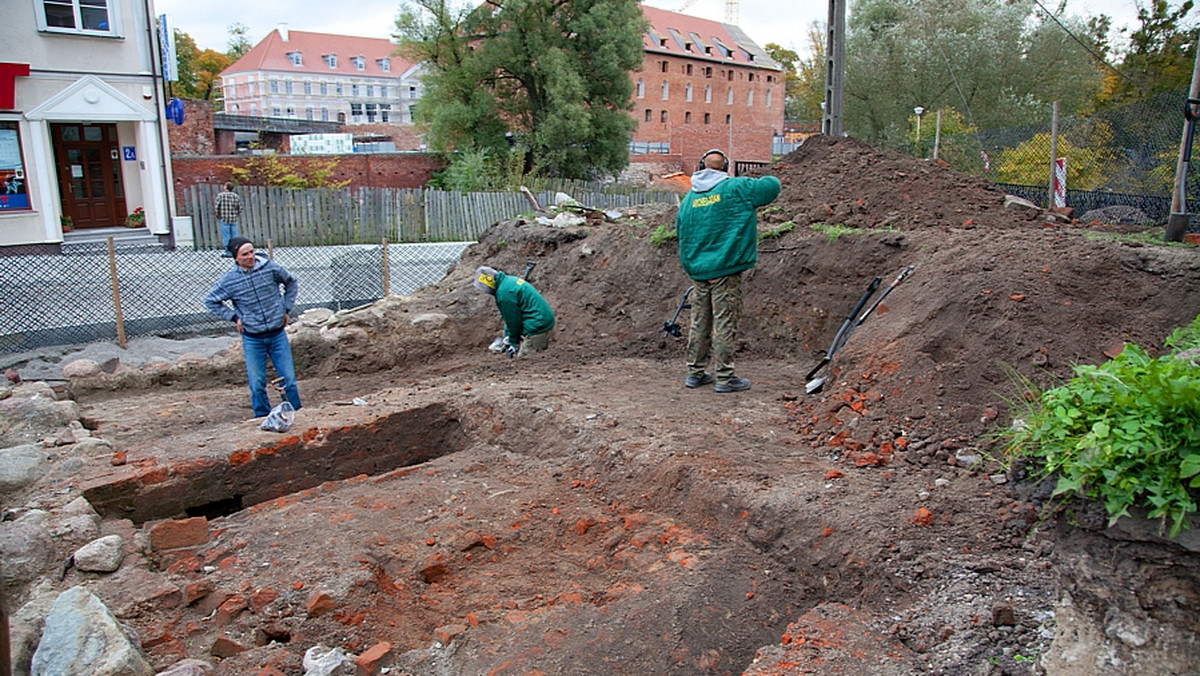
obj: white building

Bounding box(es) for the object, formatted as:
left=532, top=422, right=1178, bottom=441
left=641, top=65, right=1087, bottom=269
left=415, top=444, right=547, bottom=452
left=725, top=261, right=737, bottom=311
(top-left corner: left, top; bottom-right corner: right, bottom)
left=0, top=0, right=178, bottom=252
left=220, top=28, right=424, bottom=126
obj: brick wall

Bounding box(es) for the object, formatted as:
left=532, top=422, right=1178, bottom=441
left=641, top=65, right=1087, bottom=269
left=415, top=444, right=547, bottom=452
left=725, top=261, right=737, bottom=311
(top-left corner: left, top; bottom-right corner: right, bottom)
left=171, top=153, right=446, bottom=205
left=630, top=53, right=783, bottom=168
left=168, top=99, right=217, bottom=156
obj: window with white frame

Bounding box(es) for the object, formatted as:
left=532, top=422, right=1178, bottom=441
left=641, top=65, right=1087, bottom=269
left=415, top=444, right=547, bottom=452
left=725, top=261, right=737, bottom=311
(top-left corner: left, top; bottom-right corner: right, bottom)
left=270, top=80, right=279, bottom=93
left=352, top=56, right=365, bottom=71
left=765, top=89, right=772, bottom=107
left=287, top=51, right=302, bottom=66
left=321, top=108, right=330, bottom=121
left=38, top=0, right=120, bottom=35
left=303, top=81, right=312, bottom=95
left=324, top=54, right=337, bottom=68
left=726, top=87, right=733, bottom=105
left=380, top=86, right=388, bottom=98
left=685, top=83, right=692, bottom=102
left=306, top=108, right=314, bottom=120
left=351, top=84, right=359, bottom=97
left=320, top=82, right=328, bottom=95
left=661, top=81, right=668, bottom=100
left=747, top=89, right=753, bottom=106
left=366, top=85, right=373, bottom=97
left=704, top=84, right=711, bottom=103
left=366, top=103, right=377, bottom=122
left=636, top=79, right=644, bottom=99
left=377, top=59, right=390, bottom=72
left=272, top=106, right=281, bottom=116
left=284, top=81, right=293, bottom=94
left=380, top=104, right=390, bottom=122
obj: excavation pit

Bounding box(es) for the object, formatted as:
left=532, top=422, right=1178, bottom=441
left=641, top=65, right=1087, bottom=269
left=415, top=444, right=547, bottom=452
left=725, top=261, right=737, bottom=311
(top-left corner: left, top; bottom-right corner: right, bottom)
left=81, top=402, right=466, bottom=525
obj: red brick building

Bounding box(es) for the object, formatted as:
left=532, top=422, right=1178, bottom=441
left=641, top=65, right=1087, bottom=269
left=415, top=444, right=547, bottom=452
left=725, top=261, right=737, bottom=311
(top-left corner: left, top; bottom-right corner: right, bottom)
left=634, top=6, right=784, bottom=170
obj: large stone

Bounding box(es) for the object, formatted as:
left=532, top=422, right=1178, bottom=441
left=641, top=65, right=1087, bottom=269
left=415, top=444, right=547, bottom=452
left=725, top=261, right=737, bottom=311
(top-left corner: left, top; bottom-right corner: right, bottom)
left=0, top=393, right=78, bottom=448
left=62, top=359, right=102, bottom=378
left=74, top=535, right=125, bottom=573
left=0, top=521, right=57, bottom=594
left=10, top=581, right=60, bottom=676
left=0, top=444, right=49, bottom=494
left=31, top=586, right=153, bottom=676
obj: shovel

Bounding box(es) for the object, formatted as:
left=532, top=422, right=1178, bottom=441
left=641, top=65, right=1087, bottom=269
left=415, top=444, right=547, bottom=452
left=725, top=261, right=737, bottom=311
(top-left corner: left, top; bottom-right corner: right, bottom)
left=806, top=265, right=915, bottom=395
left=805, top=277, right=880, bottom=394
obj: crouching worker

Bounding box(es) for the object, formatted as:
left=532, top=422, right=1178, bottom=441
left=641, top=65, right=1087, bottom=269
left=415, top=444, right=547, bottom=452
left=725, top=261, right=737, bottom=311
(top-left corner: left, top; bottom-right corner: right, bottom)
left=473, top=265, right=555, bottom=357
left=204, top=236, right=303, bottom=417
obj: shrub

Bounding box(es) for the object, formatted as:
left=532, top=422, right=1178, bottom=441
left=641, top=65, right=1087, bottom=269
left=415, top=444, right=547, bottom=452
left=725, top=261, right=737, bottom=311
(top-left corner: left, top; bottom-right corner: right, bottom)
left=1003, top=314, right=1200, bottom=536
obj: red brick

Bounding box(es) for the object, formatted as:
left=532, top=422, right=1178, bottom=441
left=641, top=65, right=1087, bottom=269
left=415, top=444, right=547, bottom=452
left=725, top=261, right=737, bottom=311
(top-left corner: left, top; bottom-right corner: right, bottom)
left=215, top=595, right=248, bottom=626
left=354, top=641, right=393, bottom=676
left=210, top=635, right=248, bottom=658
left=183, top=579, right=214, bottom=606
left=434, top=624, right=467, bottom=645
left=306, top=591, right=336, bottom=618
left=250, top=586, right=279, bottom=612
left=255, top=669, right=287, bottom=676
left=148, top=517, right=209, bottom=551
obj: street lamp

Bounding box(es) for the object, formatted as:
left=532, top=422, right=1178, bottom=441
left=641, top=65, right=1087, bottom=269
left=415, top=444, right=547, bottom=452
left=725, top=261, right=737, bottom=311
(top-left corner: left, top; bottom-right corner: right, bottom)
left=913, top=106, right=925, bottom=146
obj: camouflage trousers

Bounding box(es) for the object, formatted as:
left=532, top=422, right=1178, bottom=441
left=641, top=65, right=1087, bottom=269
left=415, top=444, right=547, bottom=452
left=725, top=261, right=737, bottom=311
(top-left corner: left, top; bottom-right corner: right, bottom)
left=686, top=272, right=743, bottom=383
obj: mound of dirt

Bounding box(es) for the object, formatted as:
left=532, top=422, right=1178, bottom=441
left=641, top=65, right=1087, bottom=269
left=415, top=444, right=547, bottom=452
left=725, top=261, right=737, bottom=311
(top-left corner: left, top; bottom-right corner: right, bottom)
left=7, top=137, right=1200, bottom=676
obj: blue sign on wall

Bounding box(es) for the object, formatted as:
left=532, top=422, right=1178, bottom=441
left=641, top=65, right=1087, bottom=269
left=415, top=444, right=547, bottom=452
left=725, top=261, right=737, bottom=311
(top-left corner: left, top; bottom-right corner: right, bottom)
left=122, top=146, right=136, bottom=161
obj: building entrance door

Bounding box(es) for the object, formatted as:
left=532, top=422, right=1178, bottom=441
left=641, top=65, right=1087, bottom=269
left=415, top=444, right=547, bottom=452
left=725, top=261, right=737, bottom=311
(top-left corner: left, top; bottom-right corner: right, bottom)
left=51, top=123, right=127, bottom=229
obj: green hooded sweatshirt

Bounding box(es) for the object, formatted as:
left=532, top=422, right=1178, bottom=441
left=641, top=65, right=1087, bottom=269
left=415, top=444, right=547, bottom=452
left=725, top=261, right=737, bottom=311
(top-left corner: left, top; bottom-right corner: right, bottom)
left=494, top=271, right=555, bottom=343
left=675, top=171, right=781, bottom=281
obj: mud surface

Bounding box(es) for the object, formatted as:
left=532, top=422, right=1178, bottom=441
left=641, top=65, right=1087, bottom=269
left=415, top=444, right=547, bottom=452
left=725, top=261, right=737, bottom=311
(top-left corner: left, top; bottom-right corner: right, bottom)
left=9, top=136, right=1200, bottom=675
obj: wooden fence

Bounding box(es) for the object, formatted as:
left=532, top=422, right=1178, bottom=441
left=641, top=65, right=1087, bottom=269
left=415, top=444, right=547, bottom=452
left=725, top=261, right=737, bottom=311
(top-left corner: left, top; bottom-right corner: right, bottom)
left=183, top=182, right=679, bottom=249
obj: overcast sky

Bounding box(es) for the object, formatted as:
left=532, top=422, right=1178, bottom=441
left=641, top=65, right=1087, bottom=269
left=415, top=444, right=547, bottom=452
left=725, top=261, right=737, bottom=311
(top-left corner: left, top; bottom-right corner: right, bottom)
left=154, top=0, right=1148, bottom=59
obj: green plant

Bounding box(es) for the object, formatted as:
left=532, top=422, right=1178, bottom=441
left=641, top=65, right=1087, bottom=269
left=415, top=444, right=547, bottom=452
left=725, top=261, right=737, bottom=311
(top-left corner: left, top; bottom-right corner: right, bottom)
left=1082, top=230, right=1188, bottom=247
left=125, top=206, right=145, bottom=227
left=60, top=215, right=73, bottom=231
left=1003, top=314, right=1200, bottom=536
left=649, top=224, right=677, bottom=249
left=810, top=223, right=860, bottom=240
left=758, top=221, right=796, bottom=242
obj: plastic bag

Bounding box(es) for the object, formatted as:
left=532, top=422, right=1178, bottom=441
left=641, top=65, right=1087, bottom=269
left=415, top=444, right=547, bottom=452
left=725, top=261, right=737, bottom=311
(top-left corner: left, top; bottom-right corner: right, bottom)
left=260, top=401, right=295, bottom=433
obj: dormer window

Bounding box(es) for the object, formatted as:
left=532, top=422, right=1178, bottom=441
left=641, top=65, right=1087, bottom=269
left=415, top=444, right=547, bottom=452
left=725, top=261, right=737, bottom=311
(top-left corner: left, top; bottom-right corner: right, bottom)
left=351, top=56, right=365, bottom=71
left=287, top=51, right=302, bottom=66
left=377, top=59, right=391, bottom=72
left=323, top=53, right=337, bottom=68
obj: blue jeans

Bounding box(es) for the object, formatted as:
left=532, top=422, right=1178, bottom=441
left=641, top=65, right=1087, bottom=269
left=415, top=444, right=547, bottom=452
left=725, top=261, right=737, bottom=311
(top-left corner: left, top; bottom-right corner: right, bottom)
left=241, top=329, right=301, bottom=417
left=219, top=221, right=239, bottom=253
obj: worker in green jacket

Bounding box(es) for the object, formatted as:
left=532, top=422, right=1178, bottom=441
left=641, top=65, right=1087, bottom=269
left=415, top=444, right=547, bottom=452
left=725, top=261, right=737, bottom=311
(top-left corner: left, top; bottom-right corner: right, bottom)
left=675, top=149, right=781, bottom=392
left=473, top=266, right=556, bottom=357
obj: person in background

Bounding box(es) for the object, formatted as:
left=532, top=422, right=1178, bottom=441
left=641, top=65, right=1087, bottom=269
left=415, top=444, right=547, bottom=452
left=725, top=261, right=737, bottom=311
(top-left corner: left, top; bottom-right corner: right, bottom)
left=214, top=182, right=242, bottom=256
left=473, top=265, right=556, bottom=357
left=204, top=236, right=302, bottom=417
left=675, top=149, right=781, bottom=393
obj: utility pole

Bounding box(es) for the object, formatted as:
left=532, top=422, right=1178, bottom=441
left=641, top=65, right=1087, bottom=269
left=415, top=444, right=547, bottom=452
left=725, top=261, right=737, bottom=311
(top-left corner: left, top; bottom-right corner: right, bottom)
left=823, top=0, right=846, bottom=136
left=1165, top=37, right=1200, bottom=242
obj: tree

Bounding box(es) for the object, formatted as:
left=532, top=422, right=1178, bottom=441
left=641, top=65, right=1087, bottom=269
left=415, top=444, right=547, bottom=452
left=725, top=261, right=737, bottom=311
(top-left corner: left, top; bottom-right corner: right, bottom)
left=791, top=23, right=828, bottom=123
left=764, top=42, right=806, bottom=121
left=396, top=0, right=646, bottom=180
left=1098, top=0, right=1197, bottom=107
left=227, top=22, right=252, bottom=61
left=168, top=29, right=231, bottom=106
left=843, top=0, right=1106, bottom=146
left=993, top=127, right=1117, bottom=190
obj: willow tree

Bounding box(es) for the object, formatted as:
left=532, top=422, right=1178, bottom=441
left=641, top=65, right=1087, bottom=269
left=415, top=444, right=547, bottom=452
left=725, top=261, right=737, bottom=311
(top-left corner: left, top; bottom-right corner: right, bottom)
left=396, top=0, right=646, bottom=180
left=843, top=0, right=1106, bottom=146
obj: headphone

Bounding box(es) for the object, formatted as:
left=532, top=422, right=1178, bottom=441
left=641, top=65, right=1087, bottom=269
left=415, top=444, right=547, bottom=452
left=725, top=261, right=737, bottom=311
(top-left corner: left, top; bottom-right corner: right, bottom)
left=698, top=148, right=729, bottom=172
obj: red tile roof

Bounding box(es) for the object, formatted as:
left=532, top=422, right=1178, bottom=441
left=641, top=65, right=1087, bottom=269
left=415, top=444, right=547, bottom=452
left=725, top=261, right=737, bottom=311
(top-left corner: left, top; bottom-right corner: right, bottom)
left=640, top=4, right=778, bottom=69
left=222, top=29, right=417, bottom=78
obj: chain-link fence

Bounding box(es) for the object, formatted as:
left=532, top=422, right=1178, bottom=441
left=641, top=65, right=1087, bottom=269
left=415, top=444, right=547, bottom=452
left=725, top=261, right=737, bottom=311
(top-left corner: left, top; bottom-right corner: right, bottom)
left=900, top=87, right=1198, bottom=229
left=0, top=242, right=471, bottom=354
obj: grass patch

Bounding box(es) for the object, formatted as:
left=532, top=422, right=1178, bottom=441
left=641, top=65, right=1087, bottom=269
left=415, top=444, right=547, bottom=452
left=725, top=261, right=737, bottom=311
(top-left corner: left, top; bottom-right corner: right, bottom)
left=1082, top=230, right=1190, bottom=247
left=649, top=225, right=677, bottom=249
left=758, top=221, right=796, bottom=242
left=810, top=223, right=897, bottom=240
left=1001, top=314, right=1200, bottom=537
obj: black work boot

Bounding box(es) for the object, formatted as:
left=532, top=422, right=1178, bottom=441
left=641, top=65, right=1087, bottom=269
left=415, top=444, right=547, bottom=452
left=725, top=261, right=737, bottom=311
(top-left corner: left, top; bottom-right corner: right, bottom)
left=714, top=377, right=750, bottom=393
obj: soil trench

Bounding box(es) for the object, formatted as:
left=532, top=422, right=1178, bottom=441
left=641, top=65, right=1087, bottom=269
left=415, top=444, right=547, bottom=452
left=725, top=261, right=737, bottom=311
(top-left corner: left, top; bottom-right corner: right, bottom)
left=6, top=136, right=1199, bottom=675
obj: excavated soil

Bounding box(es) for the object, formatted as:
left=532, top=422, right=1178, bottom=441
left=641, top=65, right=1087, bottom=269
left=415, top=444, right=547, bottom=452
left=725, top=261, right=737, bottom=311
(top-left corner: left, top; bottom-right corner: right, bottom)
left=8, top=135, right=1200, bottom=675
